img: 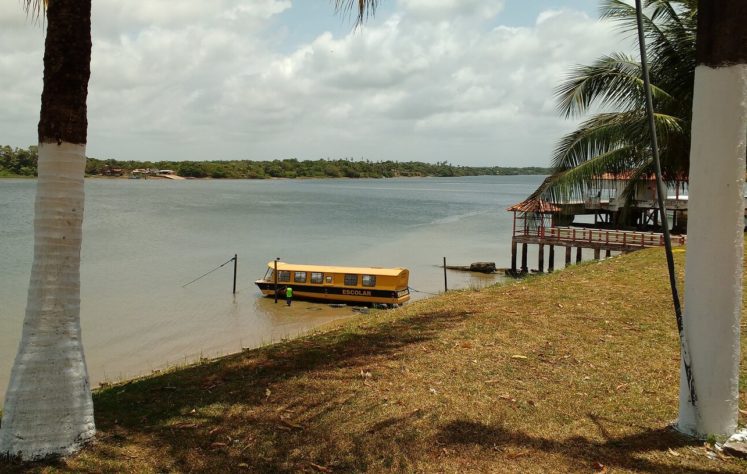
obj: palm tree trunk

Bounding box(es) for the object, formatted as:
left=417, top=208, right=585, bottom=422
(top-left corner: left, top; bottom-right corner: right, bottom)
left=0, top=0, right=95, bottom=460
left=678, top=0, right=747, bottom=437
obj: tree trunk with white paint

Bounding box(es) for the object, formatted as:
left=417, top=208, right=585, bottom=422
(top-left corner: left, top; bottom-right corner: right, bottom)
left=0, top=144, right=95, bottom=459
left=0, top=0, right=95, bottom=460
left=678, top=0, right=747, bottom=437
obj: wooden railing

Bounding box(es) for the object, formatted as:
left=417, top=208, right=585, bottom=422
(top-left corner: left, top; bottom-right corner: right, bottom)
left=517, top=226, right=686, bottom=247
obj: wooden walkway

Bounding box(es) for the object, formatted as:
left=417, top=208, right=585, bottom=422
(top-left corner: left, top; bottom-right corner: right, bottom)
left=510, top=226, right=686, bottom=275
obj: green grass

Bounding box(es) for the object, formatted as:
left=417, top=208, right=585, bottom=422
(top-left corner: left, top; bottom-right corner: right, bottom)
left=2, top=246, right=747, bottom=473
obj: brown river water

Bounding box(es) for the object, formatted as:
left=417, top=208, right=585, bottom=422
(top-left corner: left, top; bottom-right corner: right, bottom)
left=0, top=176, right=546, bottom=400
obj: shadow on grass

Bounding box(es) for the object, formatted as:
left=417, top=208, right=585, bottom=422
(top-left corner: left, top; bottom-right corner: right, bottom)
left=438, top=418, right=737, bottom=474
left=0, top=309, right=470, bottom=473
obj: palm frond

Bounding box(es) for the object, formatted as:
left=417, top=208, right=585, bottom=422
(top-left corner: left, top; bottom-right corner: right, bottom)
left=334, top=0, right=379, bottom=25
left=600, top=0, right=692, bottom=75
left=553, top=114, right=634, bottom=171
left=551, top=111, right=685, bottom=204
left=23, top=0, right=46, bottom=20
left=555, top=54, right=673, bottom=118
left=646, top=0, right=684, bottom=29
left=553, top=111, right=683, bottom=171
left=544, top=147, right=646, bottom=203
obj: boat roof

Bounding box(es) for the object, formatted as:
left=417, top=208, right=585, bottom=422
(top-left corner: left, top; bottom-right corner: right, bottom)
left=267, top=262, right=408, bottom=276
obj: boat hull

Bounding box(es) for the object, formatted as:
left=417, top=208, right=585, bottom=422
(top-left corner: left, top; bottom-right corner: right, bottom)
left=255, top=281, right=410, bottom=305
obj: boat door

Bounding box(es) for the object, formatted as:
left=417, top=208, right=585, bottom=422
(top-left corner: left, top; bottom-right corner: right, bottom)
left=323, top=273, right=334, bottom=295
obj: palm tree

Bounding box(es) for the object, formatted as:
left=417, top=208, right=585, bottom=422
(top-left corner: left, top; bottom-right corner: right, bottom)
left=0, top=0, right=95, bottom=460
left=541, top=0, right=696, bottom=207
left=0, top=0, right=379, bottom=461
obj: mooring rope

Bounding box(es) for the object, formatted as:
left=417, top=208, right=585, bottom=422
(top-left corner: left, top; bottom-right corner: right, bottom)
left=182, top=256, right=236, bottom=288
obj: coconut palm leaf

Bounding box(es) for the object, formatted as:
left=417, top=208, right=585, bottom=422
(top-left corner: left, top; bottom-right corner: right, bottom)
left=542, top=146, right=645, bottom=202
left=555, top=53, right=673, bottom=118
left=541, top=0, right=695, bottom=213
left=601, top=0, right=693, bottom=76
left=553, top=111, right=684, bottom=170
left=22, top=0, right=46, bottom=21
left=335, top=0, right=379, bottom=24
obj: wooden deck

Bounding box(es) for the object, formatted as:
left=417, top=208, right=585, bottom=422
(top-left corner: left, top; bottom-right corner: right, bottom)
left=509, top=226, right=686, bottom=275
left=515, top=226, right=686, bottom=251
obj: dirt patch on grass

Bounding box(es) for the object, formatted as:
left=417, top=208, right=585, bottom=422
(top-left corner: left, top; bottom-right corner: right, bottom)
left=3, top=247, right=747, bottom=473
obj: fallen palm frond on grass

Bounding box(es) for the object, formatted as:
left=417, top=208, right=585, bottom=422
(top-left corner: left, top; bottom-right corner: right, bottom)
left=2, top=246, right=747, bottom=473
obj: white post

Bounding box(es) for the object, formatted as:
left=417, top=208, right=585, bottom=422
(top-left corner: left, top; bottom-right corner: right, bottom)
left=678, top=0, right=747, bottom=437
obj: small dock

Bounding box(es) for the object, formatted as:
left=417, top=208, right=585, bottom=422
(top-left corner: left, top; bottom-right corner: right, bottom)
left=510, top=226, right=686, bottom=274
left=504, top=174, right=694, bottom=276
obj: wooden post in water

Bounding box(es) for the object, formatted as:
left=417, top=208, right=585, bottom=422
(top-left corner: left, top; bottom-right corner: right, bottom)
left=510, top=241, right=518, bottom=274
left=576, top=247, right=582, bottom=264
left=521, top=243, right=528, bottom=273
left=605, top=249, right=611, bottom=258
left=565, top=246, right=572, bottom=266
left=443, top=257, right=448, bottom=293
left=593, top=248, right=601, bottom=260
left=548, top=245, right=555, bottom=272
left=538, top=244, right=544, bottom=273
left=232, top=254, right=238, bottom=294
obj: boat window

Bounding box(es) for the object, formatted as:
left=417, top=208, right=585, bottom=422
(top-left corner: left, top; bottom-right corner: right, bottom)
left=294, top=271, right=307, bottom=283
left=310, top=272, right=323, bottom=284
left=325, top=276, right=333, bottom=284
left=362, top=275, right=376, bottom=287
left=278, top=271, right=291, bottom=282
left=344, top=274, right=358, bottom=286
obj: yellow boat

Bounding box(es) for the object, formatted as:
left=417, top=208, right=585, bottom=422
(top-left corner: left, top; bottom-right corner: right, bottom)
left=255, top=262, right=410, bottom=305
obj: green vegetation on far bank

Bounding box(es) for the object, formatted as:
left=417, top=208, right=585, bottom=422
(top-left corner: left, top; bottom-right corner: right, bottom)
left=0, top=145, right=549, bottom=179
left=3, top=246, right=746, bottom=473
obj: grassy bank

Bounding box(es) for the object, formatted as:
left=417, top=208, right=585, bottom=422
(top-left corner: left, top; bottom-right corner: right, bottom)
left=2, top=247, right=747, bottom=473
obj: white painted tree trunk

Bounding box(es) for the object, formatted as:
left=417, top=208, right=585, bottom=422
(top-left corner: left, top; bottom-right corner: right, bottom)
left=0, top=143, right=95, bottom=460
left=678, top=65, right=747, bottom=437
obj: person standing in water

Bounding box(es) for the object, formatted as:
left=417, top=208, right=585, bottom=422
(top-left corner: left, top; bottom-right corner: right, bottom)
left=286, top=286, right=293, bottom=306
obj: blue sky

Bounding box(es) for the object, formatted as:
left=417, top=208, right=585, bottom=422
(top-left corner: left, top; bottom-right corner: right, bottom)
left=274, top=1, right=601, bottom=52
left=0, top=0, right=627, bottom=166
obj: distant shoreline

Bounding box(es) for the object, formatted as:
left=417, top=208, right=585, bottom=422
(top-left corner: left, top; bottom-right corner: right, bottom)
left=1, top=173, right=549, bottom=181
left=2, top=145, right=551, bottom=180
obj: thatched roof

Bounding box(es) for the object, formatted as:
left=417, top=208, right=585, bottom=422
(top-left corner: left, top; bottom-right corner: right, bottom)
left=506, top=197, right=561, bottom=213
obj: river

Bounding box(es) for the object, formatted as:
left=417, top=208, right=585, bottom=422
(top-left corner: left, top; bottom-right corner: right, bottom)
left=0, top=175, right=545, bottom=398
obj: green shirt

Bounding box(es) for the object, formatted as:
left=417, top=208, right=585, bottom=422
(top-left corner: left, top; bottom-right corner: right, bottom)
left=286, top=287, right=293, bottom=298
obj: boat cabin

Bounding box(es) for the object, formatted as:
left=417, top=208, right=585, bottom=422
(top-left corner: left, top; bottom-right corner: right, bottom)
left=255, top=262, right=410, bottom=305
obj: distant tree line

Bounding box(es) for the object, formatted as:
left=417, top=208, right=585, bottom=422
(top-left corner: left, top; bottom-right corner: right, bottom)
left=0, top=145, right=38, bottom=177
left=1, top=145, right=549, bottom=179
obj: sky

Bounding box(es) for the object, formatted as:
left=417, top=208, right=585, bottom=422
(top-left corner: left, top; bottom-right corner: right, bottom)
left=0, top=0, right=634, bottom=167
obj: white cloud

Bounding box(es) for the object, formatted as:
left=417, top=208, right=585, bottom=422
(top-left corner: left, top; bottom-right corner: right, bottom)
left=399, top=0, right=505, bottom=21
left=0, top=1, right=626, bottom=166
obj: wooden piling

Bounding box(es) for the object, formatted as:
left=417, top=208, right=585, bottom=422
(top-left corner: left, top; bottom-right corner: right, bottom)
left=605, top=249, right=611, bottom=258
left=232, top=254, right=238, bottom=294
left=443, top=257, right=448, bottom=293
left=511, top=240, right=518, bottom=273
left=538, top=244, right=545, bottom=273
left=576, top=247, right=582, bottom=263
left=565, top=246, right=572, bottom=266
left=548, top=245, right=555, bottom=272
left=593, top=248, right=601, bottom=260
left=521, top=243, right=528, bottom=273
